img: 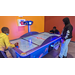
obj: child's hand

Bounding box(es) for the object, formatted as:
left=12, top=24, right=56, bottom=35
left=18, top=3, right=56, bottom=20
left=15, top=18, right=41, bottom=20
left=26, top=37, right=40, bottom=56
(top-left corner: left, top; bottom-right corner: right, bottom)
left=14, top=43, right=18, bottom=46
left=61, top=39, right=65, bottom=43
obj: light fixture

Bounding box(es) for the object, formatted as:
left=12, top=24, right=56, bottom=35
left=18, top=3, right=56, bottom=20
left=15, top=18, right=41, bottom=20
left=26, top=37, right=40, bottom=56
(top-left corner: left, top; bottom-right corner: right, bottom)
left=19, top=16, right=23, bottom=18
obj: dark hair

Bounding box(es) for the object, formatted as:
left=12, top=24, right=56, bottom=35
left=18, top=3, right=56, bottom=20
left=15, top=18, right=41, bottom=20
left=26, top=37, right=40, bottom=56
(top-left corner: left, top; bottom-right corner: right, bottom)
left=1, top=27, right=9, bottom=33
left=63, top=17, right=70, bottom=25
left=53, top=26, right=56, bottom=29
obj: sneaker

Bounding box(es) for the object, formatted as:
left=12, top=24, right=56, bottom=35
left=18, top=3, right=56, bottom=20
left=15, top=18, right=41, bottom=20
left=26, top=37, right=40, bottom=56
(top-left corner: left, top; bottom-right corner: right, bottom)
left=63, top=56, right=67, bottom=58
left=58, top=56, right=60, bottom=58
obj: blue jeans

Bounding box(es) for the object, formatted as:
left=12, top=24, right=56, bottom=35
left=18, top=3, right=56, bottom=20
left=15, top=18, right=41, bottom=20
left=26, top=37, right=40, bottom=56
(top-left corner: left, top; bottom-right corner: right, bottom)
left=0, top=48, right=17, bottom=58
left=59, top=39, right=71, bottom=58
left=8, top=48, right=17, bottom=58
left=0, top=51, right=7, bottom=58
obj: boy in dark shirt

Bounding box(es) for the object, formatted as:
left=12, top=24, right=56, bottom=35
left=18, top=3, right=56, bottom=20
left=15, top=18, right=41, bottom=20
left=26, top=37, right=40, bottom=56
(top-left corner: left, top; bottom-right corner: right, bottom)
left=50, top=26, right=59, bottom=34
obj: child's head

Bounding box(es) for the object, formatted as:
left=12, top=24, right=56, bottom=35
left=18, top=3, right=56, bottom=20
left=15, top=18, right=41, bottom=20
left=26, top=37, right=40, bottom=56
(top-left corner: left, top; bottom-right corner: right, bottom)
left=1, top=27, right=9, bottom=35
left=63, top=17, right=70, bottom=26
left=53, top=26, right=56, bottom=31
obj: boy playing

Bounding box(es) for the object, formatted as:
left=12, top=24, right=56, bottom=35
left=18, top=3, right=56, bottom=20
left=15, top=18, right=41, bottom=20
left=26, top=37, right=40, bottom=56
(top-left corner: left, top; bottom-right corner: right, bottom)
left=50, top=26, right=60, bottom=34
left=58, top=17, right=73, bottom=58
left=0, top=27, right=17, bottom=58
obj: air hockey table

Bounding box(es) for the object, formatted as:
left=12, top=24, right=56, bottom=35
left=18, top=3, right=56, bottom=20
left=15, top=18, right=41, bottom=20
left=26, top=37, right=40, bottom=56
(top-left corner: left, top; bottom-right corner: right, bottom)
left=10, top=32, right=61, bottom=58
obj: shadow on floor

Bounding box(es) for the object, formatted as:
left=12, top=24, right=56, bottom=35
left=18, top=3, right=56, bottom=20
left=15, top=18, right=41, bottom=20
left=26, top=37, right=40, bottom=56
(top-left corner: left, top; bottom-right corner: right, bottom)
left=42, top=49, right=60, bottom=58
left=67, top=53, right=73, bottom=58
left=42, top=49, right=74, bottom=58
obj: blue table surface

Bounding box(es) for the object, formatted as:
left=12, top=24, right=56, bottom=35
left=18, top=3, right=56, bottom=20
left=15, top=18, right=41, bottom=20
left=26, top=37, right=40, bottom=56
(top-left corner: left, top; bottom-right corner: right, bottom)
left=10, top=32, right=61, bottom=55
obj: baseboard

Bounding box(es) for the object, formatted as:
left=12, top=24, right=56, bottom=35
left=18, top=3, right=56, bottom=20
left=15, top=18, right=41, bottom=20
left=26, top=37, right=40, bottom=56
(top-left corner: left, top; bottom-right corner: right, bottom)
left=70, top=41, right=75, bottom=43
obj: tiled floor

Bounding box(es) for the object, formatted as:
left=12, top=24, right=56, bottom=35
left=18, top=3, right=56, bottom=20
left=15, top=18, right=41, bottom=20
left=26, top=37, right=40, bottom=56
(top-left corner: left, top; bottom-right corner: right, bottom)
left=6, top=42, right=75, bottom=58
left=67, top=42, right=75, bottom=58
left=6, top=51, right=13, bottom=58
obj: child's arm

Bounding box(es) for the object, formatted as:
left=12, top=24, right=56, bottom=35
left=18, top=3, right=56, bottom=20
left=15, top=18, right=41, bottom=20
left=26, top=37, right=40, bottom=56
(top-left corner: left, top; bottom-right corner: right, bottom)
left=4, top=36, right=15, bottom=48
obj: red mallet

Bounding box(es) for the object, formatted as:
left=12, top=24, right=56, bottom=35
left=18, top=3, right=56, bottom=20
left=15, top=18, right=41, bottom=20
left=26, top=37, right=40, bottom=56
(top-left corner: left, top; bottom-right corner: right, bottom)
left=15, top=42, right=19, bottom=48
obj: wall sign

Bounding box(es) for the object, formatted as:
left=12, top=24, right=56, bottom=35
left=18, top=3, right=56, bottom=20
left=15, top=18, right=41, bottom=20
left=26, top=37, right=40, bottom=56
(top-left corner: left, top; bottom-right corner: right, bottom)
left=17, top=19, right=26, bottom=26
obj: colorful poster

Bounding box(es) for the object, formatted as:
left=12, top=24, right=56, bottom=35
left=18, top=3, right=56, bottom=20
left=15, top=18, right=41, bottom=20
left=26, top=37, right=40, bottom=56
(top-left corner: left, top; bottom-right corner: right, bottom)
left=17, top=19, right=26, bottom=26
